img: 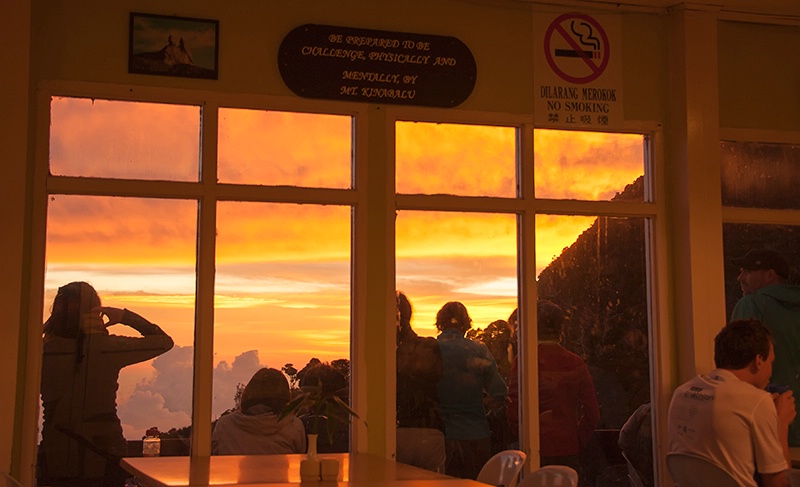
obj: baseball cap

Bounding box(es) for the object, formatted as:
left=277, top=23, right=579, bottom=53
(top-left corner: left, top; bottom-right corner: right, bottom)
left=732, top=249, right=790, bottom=279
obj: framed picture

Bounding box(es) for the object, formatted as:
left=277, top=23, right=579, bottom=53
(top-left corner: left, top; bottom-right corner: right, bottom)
left=128, top=12, right=219, bottom=80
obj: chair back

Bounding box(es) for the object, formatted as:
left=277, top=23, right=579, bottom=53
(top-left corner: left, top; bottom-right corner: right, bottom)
left=518, top=465, right=578, bottom=487
left=666, top=452, right=738, bottom=487
left=784, top=468, right=800, bottom=487
left=476, top=449, right=527, bottom=487
left=622, top=451, right=645, bottom=487
left=1, top=472, right=22, bottom=487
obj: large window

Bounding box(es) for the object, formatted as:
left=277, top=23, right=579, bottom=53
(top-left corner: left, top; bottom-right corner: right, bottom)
left=393, top=119, right=654, bottom=483
left=38, top=94, right=356, bottom=477
left=33, top=88, right=660, bottom=486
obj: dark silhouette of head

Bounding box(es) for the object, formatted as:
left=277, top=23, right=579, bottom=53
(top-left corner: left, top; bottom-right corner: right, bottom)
left=43, top=281, right=101, bottom=338
left=435, top=301, right=472, bottom=334
left=240, top=367, right=291, bottom=415
left=538, top=300, right=566, bottom=341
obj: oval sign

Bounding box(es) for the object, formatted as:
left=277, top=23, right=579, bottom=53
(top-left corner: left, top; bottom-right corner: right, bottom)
left=278, top=24, right=477, bottom=107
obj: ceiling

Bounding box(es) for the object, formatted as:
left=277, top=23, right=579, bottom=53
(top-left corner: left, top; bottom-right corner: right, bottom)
left=535, top=0, right=800, bottom=19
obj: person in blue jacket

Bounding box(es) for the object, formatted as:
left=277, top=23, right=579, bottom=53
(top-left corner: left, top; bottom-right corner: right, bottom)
left=731, top=248, right=800, bottom=446
left=435, top=301, right=507, bottom=479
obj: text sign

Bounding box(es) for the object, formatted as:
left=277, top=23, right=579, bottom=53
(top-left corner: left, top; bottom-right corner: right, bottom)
left=278, top=24, right=476, bottom=107
left=535, top=12, right=623, bottom=130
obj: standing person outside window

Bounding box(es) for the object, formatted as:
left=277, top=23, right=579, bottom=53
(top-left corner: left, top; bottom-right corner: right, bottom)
left=395, top=291, right=446, bottom=472
left=536, top=300, right=600, bottom=479
left=39, top=281, right=174, bottom=487
left=435, top=301, right=507, bottom=480
left=731, top=248, right=800, bottom=446
left=668, top=319, right=795, bottom=487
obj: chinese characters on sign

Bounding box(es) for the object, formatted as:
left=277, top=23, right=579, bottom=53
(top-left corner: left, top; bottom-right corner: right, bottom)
left=535, top=13, right=623, bottom=130
left=279, top=24, right=477, bottom=108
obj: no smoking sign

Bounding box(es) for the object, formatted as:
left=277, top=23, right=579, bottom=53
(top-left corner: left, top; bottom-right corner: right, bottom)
left=544, top=13, right=609, bottom=84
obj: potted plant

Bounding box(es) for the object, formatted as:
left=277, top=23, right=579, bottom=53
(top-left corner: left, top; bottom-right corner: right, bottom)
left=280, top=362, right=366, bottom=481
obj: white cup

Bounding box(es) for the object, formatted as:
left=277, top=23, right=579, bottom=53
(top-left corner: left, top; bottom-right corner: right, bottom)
left=320, top=459, right=340, bottom=481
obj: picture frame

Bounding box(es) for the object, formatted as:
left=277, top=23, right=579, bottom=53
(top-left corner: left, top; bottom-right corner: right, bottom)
left=128, top=12, right=219, bottom=80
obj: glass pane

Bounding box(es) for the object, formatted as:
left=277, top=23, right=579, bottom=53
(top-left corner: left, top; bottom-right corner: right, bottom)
left=723, top=223, right=800, bottom=318
left=395, top=211, right=517, bottom=476
left=535, top=214, right=651, bottom=486
left=396, top=122, right=517, bottom=197
left=40, top=195, right=196, bottom=485
left=723, top=224, right=800, bottom=447
left=50, top=97, right=200, bottom=181
left=218, top=109, right=352, bottom=188
left=721, top=141, right=800, bottom=210
left=213, top=202, right=351, bottom=455
left=534, top=129, right=645, bottom=201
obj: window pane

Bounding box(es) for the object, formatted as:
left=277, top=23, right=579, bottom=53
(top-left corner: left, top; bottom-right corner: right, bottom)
left=40, top=195, right=197, bottom=479
left=396, top=122, right=517, bottom=197
left=722, top=224, right=800, bottom=448
left=535, top=214, right=651, bottom=486
left=218, top=109, right=353, bottom=188
left=49, top=97, right=200, bottom=181
left=213, top=202, right=351, bottom=455
left=721, top=141, right=800, bottom=210
left=534, top=129, right=645, bottom=201
left=723, top=223, right=800, bottom=318
left=395, top=211, right=517, bottom=475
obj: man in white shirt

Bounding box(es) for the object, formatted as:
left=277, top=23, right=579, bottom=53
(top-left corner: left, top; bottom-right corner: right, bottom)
left=668, top=319, right=796, bottom=487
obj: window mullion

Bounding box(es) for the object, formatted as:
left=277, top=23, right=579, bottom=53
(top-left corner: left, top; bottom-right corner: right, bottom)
left=192, top=102, right=219, bottom=458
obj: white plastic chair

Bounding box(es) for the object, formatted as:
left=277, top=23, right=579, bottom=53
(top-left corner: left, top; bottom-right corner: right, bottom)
left=666, top=452, right=738, bottom=487
left=518, top=465, right=578, bottom=487
left=622, top=451, right=645, bottom=487
left=476, top=449, right=527, bottom=487
left=1, top=472, right=22, bottom=487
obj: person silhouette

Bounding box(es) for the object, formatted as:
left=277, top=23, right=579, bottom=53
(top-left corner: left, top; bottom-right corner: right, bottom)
left=395, top=291, right=445, bottom=472
left=212, top=367, right=306, bottom=455
left=435, top=301, right=507, bottom=479
left=38, top=281, right=174, bottom=487
left=537, top=300, right=600, bottom=479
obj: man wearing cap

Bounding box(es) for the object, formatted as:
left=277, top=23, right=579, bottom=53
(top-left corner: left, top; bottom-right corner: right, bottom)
left=731, top=248, right=800, bottom=446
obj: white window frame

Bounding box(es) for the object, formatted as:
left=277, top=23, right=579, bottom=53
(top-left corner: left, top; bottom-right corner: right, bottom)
left=21, top=80, right=668, bottom=482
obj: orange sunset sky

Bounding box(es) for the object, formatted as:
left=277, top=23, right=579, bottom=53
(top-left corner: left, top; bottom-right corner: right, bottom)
left=43, top=97, right=643, bottom=438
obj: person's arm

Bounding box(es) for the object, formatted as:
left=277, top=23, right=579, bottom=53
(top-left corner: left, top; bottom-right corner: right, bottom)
left=481, top=344, right=507, bottom=403
left=99, top=307, right=174, bottom=363
left=774, top=390, right=797, bottom=468
left=101, top=307, right=172, bottom=338
left=577, top=361, right=601, bottom=447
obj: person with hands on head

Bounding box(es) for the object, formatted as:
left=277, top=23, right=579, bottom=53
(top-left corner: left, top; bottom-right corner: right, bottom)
left=39, top=281, right=174, bottom=487
left=668, top=319, right=796, bottom=487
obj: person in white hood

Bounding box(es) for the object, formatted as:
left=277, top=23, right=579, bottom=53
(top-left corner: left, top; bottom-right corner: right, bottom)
left=212, top=367, right=307, bottom=455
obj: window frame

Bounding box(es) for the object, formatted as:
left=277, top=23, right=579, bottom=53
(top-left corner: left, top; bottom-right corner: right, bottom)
left=22, top=81, right=668, bottom=478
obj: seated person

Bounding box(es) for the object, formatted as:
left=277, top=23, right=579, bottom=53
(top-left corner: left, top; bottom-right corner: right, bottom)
left=212, top=368, right=306, bottom=455
left=668, top=319, right=796, bottom=487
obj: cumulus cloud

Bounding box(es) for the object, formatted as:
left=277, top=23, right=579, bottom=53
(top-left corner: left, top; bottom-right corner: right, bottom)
left=116, top=346, right=267, bottom=439
left=119, top=390, right=191, bottom=440
left=211, top=350, right=265, bottom=418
